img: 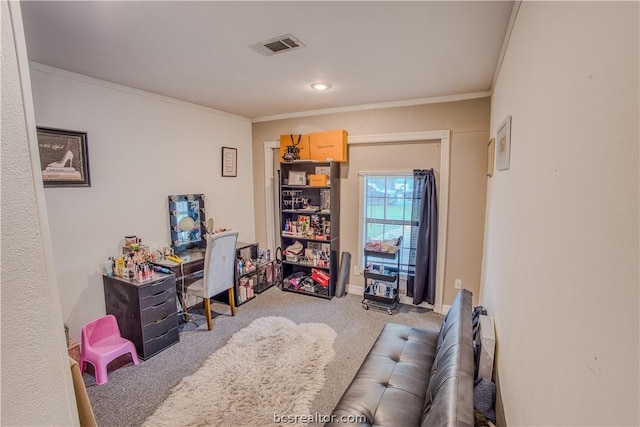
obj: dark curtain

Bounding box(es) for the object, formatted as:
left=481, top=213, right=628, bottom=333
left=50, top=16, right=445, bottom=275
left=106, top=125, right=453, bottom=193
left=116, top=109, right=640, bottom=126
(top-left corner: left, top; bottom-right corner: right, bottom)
left=407, top=169, right=437, bottom=305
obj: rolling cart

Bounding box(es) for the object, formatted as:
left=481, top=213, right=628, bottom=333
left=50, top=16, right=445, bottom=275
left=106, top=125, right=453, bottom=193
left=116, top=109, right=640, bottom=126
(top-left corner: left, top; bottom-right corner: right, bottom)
left=362, top=237, right=402, bottom=315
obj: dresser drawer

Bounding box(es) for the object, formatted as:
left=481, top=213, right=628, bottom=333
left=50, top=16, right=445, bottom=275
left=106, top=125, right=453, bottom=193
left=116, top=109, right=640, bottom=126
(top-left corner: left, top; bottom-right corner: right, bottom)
left=139, top=275, right=175, bottom=299
left=140, top=286, right=175, bottom=310
left=143, top=312, right=178, bottom=338
left=142, top=327, right=179, bottom=359
left=181, top=260, right=204, bottom=278
left=140, top=298, right=175, bottom=325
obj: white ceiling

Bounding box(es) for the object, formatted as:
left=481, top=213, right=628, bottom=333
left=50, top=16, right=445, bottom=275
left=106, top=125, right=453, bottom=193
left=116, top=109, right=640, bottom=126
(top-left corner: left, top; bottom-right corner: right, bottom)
left=20, top=1, right=514, bottom=120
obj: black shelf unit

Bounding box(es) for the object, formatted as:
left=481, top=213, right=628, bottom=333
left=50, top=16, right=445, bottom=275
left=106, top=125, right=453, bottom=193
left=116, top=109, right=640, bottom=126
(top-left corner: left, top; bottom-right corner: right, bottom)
left=279, top=161, right=340, bottom=299
left=234, top=242, right=277, bottom=305
left=255, top=260, right=279, bottom=294
left=235, top=241, right=259, bottom=306
left=362, top=239, right=402, bottom=314
left=237, top=259, right=279, bottom=305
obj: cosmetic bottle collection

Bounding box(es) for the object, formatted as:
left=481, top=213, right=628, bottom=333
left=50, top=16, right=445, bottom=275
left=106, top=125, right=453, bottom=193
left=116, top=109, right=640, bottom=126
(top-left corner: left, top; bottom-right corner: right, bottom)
left=104, top=235, right=170, bottom=282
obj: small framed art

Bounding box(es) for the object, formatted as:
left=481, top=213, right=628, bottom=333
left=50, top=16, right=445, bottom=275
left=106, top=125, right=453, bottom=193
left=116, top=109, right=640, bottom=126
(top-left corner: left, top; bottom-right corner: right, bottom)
left=222, top=147, right=237, bottom=177
left=487, top=138, right=495, bottom=177
left=496, top=115, right=511, bottom=171
left=37, top=127, right=91, bottom=187
left=288, top=171, right=307, bottom=186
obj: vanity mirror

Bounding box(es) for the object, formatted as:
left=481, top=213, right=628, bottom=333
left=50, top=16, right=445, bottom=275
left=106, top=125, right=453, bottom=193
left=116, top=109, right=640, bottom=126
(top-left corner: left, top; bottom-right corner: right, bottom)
left=168, top=194, right=206, bottom=253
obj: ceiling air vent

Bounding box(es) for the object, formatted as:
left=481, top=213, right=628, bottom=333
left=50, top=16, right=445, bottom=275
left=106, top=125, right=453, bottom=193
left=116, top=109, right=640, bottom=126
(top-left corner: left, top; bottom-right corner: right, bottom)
left=249, top=34, right=305, bottom=57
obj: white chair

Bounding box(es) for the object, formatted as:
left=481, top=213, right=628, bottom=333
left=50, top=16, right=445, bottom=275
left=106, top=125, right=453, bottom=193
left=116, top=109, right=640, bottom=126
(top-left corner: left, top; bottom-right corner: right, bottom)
left=184, top=230, right=239, bottom=330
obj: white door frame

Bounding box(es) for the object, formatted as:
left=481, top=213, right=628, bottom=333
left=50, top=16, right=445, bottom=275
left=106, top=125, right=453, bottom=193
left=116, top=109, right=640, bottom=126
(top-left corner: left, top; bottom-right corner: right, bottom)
left=263, top=130, right=450, bottom=313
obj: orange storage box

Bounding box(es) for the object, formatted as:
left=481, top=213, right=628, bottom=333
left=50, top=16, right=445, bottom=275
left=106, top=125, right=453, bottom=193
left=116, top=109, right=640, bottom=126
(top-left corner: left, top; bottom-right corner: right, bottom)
left=309, top=174, right=328, bottom=187
left=309, top=130, right=348, bottom=162
left=279, top=134, right=310, bottom=161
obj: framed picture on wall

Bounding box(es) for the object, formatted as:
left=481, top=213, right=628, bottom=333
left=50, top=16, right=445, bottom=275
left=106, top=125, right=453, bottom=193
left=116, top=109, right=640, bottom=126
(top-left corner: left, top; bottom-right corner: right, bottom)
left=37, top=127, right=91, bottom=187
left=496, top=115, right=512, bottom=171
left=487, top=138, right=495, bottom=177
left=222, top=146, right=237, bottom=177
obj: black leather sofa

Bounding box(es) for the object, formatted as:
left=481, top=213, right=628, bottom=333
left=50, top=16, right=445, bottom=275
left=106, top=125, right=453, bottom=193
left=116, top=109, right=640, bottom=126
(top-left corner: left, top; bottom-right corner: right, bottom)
left=326, top=289, right=474, bottom=427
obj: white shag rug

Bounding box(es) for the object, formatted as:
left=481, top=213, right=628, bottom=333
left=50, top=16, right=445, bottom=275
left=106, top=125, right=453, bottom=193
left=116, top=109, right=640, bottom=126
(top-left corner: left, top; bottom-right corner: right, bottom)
left=143, top=316, right=337, bottom=427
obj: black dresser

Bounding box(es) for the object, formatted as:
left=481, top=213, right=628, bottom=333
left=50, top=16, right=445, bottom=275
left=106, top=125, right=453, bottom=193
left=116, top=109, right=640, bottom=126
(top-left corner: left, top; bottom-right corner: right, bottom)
left=103, top=273, right=179, bottom=360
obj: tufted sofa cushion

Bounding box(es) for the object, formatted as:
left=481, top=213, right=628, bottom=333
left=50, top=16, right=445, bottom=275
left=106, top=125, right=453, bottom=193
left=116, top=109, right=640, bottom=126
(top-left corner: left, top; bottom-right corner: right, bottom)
left=326, top=289, right=474, bottom=427
left=328, top=324, right=439, bottom=426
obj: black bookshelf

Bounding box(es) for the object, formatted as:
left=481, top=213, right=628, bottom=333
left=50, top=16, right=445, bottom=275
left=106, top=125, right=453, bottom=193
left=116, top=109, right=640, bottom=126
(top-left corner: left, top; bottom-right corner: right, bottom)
left=279, top=161, right=340, bottom=299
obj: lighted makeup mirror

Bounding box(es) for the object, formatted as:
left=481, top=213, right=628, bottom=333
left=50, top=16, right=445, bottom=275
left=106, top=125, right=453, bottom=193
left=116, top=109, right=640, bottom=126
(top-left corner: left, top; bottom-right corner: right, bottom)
left=178, top=216, right=196, bottom=232
left=168, top=194, right=206, bottom=253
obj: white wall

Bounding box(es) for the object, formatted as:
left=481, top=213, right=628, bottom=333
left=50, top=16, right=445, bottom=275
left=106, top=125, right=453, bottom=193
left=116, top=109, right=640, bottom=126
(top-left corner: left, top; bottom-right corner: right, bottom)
left=1, top=2, right=78, bottom=424
left=482, top=2, right=639, bottom=425
left=30, top=65, right=255, bottom=342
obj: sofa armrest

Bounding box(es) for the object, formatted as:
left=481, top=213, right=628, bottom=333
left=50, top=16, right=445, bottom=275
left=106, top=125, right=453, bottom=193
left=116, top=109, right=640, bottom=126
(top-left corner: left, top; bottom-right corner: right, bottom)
left=421, top=289, right=475, bottom=427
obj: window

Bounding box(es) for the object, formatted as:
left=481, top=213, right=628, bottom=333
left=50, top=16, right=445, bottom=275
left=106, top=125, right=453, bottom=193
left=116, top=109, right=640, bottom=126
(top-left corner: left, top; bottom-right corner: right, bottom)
left=362, top=173, right=416, bottom=276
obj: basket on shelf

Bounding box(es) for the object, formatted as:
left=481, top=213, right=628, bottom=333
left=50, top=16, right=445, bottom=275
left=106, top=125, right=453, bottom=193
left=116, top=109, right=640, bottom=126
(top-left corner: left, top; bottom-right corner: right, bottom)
left=283, top=272, right=307, bottom=290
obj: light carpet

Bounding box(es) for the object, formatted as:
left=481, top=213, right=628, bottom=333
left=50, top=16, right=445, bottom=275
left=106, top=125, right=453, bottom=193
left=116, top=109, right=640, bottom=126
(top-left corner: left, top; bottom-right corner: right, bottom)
left=142, top=316, right=337, bottom=427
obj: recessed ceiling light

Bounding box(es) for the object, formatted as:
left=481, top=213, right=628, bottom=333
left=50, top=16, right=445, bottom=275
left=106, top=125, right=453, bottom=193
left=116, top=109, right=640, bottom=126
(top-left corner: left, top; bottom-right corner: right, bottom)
left=310, top=82, right=332, bottom=91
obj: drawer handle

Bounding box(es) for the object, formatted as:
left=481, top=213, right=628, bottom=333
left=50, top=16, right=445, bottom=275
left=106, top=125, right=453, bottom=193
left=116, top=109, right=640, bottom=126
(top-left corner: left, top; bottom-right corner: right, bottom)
left=154, top=315, right=169, bottom=324
left=151, top=299, right=172, bottom=309
left=154, top=330, right=171, bottom=340
left=148, top=279, right=168, bottom=288
left=149, top=288, right=172, bottom=298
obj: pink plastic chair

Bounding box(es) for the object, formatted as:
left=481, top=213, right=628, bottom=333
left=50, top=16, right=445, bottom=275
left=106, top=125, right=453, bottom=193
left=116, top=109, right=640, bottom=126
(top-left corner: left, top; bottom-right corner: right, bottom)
left=80, top=314, right=139, bottom=385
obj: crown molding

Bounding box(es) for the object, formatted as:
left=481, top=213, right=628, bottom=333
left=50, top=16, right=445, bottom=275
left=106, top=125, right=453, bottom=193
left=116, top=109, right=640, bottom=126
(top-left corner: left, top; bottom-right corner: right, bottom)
left=490, top=0, right=521, bottom=95
left=251, top=91, right=491, bottom=123
left=28, top=62, right=251, bottom=122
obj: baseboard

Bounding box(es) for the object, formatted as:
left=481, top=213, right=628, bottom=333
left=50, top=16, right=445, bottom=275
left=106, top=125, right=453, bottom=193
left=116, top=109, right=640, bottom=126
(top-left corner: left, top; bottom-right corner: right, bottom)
left=346, top=284, right=435, bottom=311
left=441, top=304, right=451, bottom=315
left=494, top=368, right=507, bottom=427
left=346, top=284, right=363, bottom=296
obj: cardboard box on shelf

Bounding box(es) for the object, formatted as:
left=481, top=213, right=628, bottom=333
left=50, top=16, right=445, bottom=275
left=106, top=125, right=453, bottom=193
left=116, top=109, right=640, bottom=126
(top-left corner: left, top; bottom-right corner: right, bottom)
left=309, top=130, right=348, bottom=162
left=309, top=174, right=328, bottom=187
left=311, top=268, right=330, bottom=286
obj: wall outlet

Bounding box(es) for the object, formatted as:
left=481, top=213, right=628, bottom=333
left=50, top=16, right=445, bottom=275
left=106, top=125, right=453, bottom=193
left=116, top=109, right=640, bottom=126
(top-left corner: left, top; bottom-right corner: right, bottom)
left=353, top=266, right=363, bottom=276
left=454, top=279, right=462, bottom=289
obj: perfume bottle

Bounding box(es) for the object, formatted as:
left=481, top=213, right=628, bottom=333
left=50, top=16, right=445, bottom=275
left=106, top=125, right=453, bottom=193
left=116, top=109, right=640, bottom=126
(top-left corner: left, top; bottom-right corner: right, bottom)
left=104, top=258, right=113, bottom=277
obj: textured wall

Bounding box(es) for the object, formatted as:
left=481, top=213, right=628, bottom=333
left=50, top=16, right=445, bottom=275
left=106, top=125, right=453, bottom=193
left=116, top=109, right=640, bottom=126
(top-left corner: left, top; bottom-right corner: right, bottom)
left=483, top=2, right=639, bottom=425
left=1, top=2, right=77, bottom=425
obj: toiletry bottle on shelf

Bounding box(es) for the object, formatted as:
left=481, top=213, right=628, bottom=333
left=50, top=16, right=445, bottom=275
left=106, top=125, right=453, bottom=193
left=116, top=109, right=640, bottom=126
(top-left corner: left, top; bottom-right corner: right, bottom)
left=104, top=258, right=113, bottom=277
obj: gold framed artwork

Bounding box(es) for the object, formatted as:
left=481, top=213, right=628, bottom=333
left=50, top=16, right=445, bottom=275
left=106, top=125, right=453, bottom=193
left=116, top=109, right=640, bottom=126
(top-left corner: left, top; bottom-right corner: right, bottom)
left=487, top=138, right=495, bottom=177
left=496, top=115, right=512, bottom=171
